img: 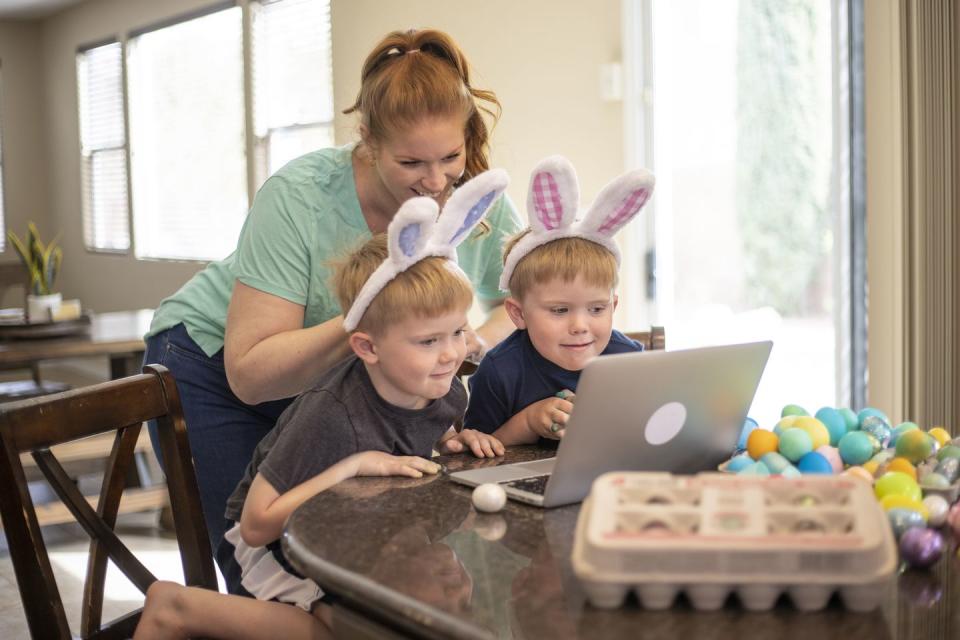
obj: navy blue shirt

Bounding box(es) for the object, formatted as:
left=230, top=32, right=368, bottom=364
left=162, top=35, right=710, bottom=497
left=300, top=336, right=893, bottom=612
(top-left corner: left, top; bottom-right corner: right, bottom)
left=464, top=329, right=643, bottom=434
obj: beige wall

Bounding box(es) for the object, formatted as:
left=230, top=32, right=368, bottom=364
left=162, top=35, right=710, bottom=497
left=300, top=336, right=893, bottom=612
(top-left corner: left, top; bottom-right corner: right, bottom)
left=9, top=0, right=622, bottom=313
left=0, top=19, right=50, bottom=295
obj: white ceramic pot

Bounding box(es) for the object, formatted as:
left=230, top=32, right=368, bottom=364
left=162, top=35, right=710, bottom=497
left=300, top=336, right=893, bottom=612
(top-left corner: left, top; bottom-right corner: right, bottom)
left=26, top=292, right=62, bottom=324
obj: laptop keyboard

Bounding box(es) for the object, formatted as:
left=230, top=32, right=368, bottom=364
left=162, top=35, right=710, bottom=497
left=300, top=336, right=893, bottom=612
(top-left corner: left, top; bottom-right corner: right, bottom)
left=501, top=474, right=551, bottom=495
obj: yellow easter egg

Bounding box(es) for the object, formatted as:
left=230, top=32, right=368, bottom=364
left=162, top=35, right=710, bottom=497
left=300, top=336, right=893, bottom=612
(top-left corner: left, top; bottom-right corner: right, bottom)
left=886, top=457, right=917, bottom=480
left=862, top=460, right=880, bottom=476
left=879, top=494, right=929, bottom=521
left=790, top=416, right=831, bottom=449
left=747, top=429, right=779, bottom=460
left=773, top=415, right=799, bottom=435
left=928, top=427, right=952, bottom=446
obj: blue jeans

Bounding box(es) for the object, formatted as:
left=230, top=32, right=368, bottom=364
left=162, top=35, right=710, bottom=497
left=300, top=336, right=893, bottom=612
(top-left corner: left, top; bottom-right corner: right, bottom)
left=144, top=324, right=294, bottom=574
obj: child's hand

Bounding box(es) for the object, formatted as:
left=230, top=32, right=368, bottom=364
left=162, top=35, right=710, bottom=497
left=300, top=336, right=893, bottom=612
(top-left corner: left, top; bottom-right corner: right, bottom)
left=524, top=390, right=576, bottom=440
left=438, top=429, right=505, bottom=458
left=351, top=451, right=442, bottom=479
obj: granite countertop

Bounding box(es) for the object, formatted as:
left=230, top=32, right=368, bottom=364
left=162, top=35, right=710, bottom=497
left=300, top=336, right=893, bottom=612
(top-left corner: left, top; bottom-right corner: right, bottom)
left=284, top=445, right=958, bottom=639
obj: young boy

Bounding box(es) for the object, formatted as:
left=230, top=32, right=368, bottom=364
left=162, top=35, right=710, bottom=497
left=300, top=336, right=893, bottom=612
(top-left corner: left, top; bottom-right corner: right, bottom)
left=134, top=174, right=507, bottom=639
left=464, top=156, right=655, bottom=444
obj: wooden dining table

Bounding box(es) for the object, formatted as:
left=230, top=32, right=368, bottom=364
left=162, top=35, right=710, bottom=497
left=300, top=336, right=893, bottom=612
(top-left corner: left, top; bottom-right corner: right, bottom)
left=283, top=445, right=959, bottom=640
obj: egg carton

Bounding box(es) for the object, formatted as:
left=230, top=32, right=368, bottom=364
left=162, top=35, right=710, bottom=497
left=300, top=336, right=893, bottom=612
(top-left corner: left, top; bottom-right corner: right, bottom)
left=571, top=472, right=896, bottom=612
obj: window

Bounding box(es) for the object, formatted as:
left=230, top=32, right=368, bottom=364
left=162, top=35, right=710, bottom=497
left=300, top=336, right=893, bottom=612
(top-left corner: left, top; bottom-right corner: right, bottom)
left=77, top=41, right=129, bottom=252
left=76, top=0, right=335, bottom=262
left=623, top=0, right=855, bottom=424
left=251, top=0, right=335, bottom=188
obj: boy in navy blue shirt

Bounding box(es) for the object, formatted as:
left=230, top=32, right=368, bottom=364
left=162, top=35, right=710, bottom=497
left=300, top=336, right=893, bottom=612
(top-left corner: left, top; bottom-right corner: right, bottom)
left=464, top=156, right=655, bottom=443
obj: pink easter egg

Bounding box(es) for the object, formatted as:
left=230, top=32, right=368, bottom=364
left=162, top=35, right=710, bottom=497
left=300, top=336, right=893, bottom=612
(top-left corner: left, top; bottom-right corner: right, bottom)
left=815, top=445, right=844, bottom=474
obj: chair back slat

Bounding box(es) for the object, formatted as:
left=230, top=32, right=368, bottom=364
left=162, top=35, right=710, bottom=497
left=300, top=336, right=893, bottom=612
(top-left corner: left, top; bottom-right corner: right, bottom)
left=0, top=364, right=217, bottom=639
left=83, top=426, right=142, bottom=635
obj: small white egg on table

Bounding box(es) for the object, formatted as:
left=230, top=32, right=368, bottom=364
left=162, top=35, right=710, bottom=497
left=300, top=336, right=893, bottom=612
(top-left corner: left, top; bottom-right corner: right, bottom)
left=472, top=483, right=507, bottom=513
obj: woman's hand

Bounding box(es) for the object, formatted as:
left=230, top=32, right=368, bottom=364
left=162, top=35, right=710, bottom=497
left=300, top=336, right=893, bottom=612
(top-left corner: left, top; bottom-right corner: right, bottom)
left=462, top=325, right=488, bottom=364
left=351, top=451, right=442, bottom=479
left=522, top=390, right=576, bottom=440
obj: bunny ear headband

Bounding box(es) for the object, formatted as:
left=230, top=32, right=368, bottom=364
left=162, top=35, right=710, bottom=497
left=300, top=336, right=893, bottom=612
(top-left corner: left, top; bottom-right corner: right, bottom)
left=499, top=156, right=655, bottom=291
left=343, top=168, right=510, bottom=332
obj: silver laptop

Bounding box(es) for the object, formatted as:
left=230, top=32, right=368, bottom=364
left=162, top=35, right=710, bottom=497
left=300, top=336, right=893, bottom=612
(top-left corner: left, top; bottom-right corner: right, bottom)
left=450, top=340, right=772, bottom=507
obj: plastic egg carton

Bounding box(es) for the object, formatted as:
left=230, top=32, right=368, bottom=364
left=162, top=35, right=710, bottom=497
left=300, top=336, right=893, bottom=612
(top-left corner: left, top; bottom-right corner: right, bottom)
left=572, top=472, right=896, bottom=612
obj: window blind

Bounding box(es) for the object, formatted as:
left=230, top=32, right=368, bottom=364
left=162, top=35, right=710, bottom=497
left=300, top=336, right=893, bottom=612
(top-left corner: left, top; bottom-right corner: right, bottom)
left=127, top=6, right=247, bottom=261
left=250, top=0, right=335, bottom=189
left=77, top=41, right=130, bottom=252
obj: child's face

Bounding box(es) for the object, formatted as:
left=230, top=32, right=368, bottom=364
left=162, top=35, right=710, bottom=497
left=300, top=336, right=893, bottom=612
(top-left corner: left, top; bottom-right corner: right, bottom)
left=366, top=309, right=469, bottom=409
left=506, top=275, right=617, bottom=372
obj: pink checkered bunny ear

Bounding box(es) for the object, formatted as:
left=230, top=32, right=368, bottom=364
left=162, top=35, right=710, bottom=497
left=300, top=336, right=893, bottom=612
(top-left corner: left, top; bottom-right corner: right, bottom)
left=343, top=169, right=509, bottom=332
left=526, top=155, right=579, bottom=234
left=578, top=169, right=655, bottom=239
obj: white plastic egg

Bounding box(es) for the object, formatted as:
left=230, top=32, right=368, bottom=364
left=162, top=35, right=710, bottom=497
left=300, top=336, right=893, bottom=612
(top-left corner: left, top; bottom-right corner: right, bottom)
left=471, top=483, right=507, bottom=513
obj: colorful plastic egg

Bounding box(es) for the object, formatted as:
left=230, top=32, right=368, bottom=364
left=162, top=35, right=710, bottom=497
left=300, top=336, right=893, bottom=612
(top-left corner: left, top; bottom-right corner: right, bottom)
left=791, top=417, right=831, bottom=450
left=759, top=451, right=791, bottom=475
left=895, top=430, right=934, bottom=464
left=862, top=460, right=880, bottom=476
left=860, top=416, right=892, bottom=447
left=778, top=428, right=813, bottom=462
left=889, top=421, right=920, bottom=446
left=737, top=461, right=770, bottom=476
left=773, top=415, right=799, bottom=436
left=886, top=457, right=917, bottom=480
left=933, top=457, right=959, bottom=483
left=814, top=407, right=848, bottom=446
left=747, top=429, right=779, bottom=461
left=737, top=417, right=759, bottom=450
left=927, top=426, right=951, bottom=446
left=781, top=404, right=809, bottom=417
left=874, top=471, right=922, bottom=502
left=797, top=451, right=833, bottom=474
left=935, top=444, right=960, bottom=461
left=857, top=407, right=889, bottom=427
left=899, top=528, right=944, bottom=569
left=837, top=407, right=859, bottom=432
left=842, top=466, right=874, bottom=483
left=921, top=472, right=950, bottom=489
left=838, top=431, right=874, bottom=465
left=922, top=495, right=950, bottom=527
left=887, top=508, right=926, bottom=539
left=725, top=454, right=754, bottom=473
left=780, top=465, right=801, bottom=478
left=879, top=494, right=929, bottom=520
left=814, top=446, right=843, bottom=473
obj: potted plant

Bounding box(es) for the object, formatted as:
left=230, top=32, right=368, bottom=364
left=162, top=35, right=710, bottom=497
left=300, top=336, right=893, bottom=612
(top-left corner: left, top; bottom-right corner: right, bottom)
left=8, top=223, right=63, bottom=323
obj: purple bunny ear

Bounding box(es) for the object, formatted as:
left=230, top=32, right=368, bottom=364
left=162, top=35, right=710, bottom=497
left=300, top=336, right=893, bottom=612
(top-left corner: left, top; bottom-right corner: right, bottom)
left=526, top=156, right=579, bottom=233
left=434, top=168, right=509, bottom=247
left=580, top=169, right=655, bottom=237
left=387, top=198, right=438, bottom=266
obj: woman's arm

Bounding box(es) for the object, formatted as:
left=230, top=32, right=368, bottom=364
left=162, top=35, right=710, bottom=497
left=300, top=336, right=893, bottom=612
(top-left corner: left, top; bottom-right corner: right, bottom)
left=470, top=299, right=516, bottom=358
left=224, top=282, right=353, bottom=404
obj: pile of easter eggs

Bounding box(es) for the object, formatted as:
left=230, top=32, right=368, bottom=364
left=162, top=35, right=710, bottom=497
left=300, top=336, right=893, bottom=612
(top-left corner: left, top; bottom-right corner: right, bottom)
left=726, top=404, right=959, bottom=570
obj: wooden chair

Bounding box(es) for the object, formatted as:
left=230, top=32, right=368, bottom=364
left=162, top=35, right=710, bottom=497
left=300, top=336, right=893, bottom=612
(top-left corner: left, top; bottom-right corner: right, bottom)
left=456, top=325, right=666, bottom=378
left=0, top=364, right=218, bottom=639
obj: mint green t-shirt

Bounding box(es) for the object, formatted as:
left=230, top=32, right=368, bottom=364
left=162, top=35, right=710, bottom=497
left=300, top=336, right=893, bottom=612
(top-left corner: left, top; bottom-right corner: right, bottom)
left=148, top=144, right=522, bottom=357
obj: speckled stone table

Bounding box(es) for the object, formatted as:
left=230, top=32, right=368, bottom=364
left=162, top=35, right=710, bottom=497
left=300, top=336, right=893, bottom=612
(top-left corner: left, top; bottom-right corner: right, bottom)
left=284, top=445, right=959, bottom=640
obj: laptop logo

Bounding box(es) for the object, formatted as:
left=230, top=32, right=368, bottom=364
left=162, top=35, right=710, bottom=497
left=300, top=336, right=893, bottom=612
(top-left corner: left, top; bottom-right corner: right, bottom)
left=644, top=401, right=686, bottom=445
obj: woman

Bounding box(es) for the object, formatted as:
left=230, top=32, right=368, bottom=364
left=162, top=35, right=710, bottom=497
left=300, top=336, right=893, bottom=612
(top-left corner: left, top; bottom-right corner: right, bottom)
left=144, top=28, right=521, bottom=565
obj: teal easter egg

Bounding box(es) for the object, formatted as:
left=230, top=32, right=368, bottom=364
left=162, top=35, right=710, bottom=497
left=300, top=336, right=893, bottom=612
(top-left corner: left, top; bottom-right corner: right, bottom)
left=725, top=454, right=754, bottom=473
left=838, top=431, right=874, bottom=465
left=857, top=407, right=889, bottom=427
left=837, top=408, right=859, bottom=432
left=781, top=465, right=801, bottom=478
left=781, top=404, right=809, bottom=417
left=759, top=451, right=791, bottom=474
left=890, top=421, right=920, bottom=446
left=797, top=451, right=834, bottom=474
left=737, top=461, right=770, bottom=476
left=815, top=407, right=848, bottom=446
left=779, top=428, right=813, bottom=462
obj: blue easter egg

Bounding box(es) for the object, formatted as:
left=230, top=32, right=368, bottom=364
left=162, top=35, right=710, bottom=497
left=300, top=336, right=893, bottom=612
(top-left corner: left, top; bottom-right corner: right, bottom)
left=725, top=454, right=754, bottom=473
left=838, top=431, right=874, bottom=465
left=759, top=451, right=792, bottom=474
left=815, top=407, right=848, bottom=446
left=860, top=416, right=893, bottom=447
left=857, top=407, right=889, bottom=428
left=797, top=451, right=834, bottom=474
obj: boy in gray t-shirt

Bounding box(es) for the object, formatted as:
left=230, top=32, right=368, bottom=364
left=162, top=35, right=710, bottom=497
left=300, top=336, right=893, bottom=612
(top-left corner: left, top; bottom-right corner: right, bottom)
left=135, top=173, right=509, bottom=639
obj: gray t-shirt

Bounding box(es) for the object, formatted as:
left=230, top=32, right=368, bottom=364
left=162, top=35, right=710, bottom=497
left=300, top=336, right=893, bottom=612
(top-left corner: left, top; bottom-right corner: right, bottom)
left=224, top=355, right=466, bottom=523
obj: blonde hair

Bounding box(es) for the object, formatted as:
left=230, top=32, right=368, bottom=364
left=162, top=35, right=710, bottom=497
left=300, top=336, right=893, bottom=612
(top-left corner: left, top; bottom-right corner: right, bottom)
left=343, top=28, right=500, bottom=183
left=502, top=232, right=619, bottom=300
left=332, top=234, right=473, bottom=336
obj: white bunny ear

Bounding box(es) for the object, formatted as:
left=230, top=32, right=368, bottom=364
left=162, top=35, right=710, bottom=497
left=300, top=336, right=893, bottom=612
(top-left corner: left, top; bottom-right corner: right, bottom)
left=526, top=156, right=579, bottom=233
left=578, top=169, right=655, bottom=237
left=387, top=197, right=439, bottom=267
left=433, top=168, right=510, bottom=248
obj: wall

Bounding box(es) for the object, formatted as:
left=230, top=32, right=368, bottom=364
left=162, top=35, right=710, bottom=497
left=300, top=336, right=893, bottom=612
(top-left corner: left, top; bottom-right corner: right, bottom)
left=27, top=0, right=622, bottom=313
left=0, top=20, right=50, bottom=306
